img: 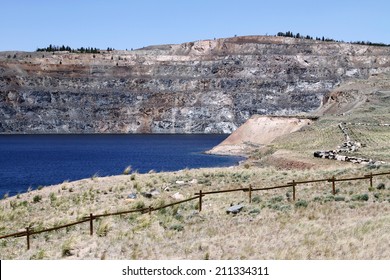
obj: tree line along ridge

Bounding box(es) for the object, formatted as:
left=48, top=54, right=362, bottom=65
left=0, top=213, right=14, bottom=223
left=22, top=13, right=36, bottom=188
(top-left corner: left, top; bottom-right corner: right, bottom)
left=36, top=44, right=114, bottom=53
left=35, top=32, right=389, bottom=53
left=276, top=31, right=390, bottom=47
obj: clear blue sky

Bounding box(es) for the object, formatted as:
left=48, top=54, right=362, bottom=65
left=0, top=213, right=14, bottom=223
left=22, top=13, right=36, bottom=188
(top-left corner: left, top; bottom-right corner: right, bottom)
left=1, top=0, right=389, bottom=51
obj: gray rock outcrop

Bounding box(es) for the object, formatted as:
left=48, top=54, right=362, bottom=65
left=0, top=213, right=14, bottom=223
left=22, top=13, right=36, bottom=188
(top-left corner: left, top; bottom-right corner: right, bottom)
left=226, top=204, right=244, bottom=214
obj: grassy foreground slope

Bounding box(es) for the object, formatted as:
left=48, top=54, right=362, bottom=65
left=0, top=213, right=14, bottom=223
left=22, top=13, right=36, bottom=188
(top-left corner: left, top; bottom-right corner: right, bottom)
left=1, top=73, right=390, bottom=260
left=1, top=165, right=390, bottom=260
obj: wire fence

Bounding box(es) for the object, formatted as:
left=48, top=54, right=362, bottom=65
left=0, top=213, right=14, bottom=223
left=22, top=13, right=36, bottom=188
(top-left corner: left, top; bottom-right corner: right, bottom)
left=1, top=169, right=389, bottom=250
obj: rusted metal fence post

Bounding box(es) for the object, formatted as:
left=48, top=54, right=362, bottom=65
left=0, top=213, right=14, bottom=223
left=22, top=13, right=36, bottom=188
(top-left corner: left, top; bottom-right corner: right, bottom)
left=199, top=190, right=203, bottom=212
left=292, top=180, right=296, bottom=201
left=26, top=227, right=30, bottom=250
left=89, top=213, right=94, bottom=236
left=248, top=185, right=252, bottom=203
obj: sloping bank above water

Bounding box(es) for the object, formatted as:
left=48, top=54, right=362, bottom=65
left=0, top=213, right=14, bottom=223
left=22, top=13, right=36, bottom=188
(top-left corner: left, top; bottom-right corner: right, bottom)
left=206, top=115, right=315, bottom=156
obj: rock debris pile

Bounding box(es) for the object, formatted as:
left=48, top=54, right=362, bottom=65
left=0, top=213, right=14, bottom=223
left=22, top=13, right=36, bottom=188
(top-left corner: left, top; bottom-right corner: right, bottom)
left=314, top=122, right=386, bottom=165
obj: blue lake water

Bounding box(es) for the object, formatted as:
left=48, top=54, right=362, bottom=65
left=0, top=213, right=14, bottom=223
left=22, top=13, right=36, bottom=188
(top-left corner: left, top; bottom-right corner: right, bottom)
left=0, top=134, right=241, bottom=197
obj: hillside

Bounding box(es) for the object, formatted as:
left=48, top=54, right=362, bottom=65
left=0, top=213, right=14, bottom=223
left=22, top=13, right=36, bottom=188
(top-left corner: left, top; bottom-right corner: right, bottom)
left=1, top=36, right=390, bottom=260
left=206, top=72, right=390, bottom=169
left=1, top=35, right=390, bottom=133
left=1, top=80, right=390, bottom=259
left=1, top=163, right=389, bottom=260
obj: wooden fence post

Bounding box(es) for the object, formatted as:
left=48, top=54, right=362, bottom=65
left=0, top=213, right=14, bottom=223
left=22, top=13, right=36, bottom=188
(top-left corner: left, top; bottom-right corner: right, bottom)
left=248, top=185, right=252, bottom=203
left=369, top=172, right=373, bottom=189
left=331, top=176, right=336, bottom=195
left=26, top=227, right=30, bottom=250
left=199, top=190, right=202, bottom=212
left=89, top=213, right=94, bottom=236
left=292, top=180, right=296, bottom=201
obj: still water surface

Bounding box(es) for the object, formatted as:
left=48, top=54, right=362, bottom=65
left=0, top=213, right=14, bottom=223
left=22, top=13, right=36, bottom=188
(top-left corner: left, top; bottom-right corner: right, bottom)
left=0, top=134, right=241, bottom=197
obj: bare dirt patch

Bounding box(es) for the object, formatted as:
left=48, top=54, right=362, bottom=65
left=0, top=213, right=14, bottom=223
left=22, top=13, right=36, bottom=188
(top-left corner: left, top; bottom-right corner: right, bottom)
left=263, top=150, right=355, bottom=170
left=207, top=115, right=313, bottom=156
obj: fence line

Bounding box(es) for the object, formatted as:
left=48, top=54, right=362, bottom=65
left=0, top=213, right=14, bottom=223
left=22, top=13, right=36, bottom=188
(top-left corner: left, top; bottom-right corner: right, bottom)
left=332, top=176, right=369, bottom=182
left=287, top=178, right=330, bottom=185
left=1, top=169, right=389, bottom=250
left=195, top=187, right=249, bottom=195
left=250, top=183, right=294, bottom=192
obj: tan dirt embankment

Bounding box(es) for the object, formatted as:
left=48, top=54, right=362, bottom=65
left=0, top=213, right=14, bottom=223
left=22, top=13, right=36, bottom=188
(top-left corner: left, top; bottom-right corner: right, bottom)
left=207, top=115, right=313, bottom=156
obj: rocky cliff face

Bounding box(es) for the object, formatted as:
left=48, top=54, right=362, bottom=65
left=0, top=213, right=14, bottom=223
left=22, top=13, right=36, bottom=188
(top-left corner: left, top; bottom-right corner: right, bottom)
left=1, top=36, right=390, bottom=133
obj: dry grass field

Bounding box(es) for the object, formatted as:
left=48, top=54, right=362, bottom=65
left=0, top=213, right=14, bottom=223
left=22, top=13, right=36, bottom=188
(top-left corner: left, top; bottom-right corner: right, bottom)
left=1, top=164, right=390, bottom=260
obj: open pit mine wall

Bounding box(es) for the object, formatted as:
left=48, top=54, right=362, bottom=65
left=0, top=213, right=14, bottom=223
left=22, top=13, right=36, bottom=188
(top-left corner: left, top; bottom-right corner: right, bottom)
left=1, top=36, right=390, bottom=134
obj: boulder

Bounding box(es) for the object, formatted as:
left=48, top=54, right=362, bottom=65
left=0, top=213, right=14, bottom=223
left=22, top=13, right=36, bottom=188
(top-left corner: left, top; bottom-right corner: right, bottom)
left=171, top=192, right=184, bottom=200
left=335, top=155, right=346, bottom=161
left=189, top=179, right=198, bottom=184
left=150, top=189, right=160, bottom=197
left=314, top=151, right=324, bottom=158
left=226, top=204, right=244, bottom=214
left=125, top=193, right=137, bottom=203
left=127, top=193, right=137, bottom=199
left=141, top=192, right=152, bottom=198
left=141, top=189, right=160, bottom=198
